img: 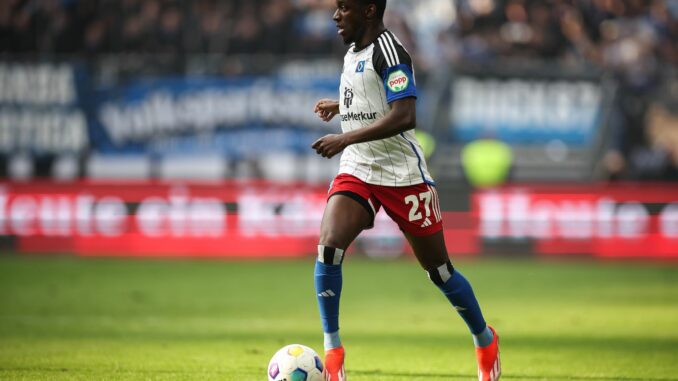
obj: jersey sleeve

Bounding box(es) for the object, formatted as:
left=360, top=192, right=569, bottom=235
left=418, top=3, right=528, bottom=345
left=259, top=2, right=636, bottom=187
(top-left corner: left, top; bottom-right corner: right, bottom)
left=372, top=32, right=417, bottom=103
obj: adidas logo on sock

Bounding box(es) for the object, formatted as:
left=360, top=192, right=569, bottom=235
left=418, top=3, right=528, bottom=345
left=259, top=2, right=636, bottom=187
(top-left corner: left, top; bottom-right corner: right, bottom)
left=318, top=289, right=336, bottom=297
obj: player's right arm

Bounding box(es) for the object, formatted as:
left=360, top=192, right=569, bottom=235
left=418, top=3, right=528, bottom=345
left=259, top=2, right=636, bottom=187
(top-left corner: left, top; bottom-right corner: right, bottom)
left=314, top=99, right=340, bottom=122
left=312, top=97, right=415, bottom=158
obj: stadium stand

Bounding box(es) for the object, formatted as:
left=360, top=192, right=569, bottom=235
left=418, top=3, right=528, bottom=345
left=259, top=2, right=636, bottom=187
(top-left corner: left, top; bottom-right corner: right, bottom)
left=0, top=0, right=676, bottom=183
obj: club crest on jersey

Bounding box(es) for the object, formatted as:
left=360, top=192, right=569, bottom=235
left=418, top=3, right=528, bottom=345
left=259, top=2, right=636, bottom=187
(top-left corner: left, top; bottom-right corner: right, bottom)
left=387, top=70, right=409, bottom=92
left=343, top=87, right=354, bottom=108
left=356, top=60, right=365, bottom=73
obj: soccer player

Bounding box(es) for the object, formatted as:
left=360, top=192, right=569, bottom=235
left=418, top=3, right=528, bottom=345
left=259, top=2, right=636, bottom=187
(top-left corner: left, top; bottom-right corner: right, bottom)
left=311, top=1, right=501, bottom=380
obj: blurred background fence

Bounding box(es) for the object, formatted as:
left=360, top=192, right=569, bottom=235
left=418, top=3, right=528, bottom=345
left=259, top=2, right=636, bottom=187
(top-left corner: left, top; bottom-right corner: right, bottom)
left=0, top=0, right=677, bottom=259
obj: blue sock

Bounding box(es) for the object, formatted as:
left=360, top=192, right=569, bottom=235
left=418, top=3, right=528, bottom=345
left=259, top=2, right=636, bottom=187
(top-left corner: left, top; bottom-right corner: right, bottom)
left=473, top=326, right=494, bottom=348
left=315, top=245, right=344, bottom=347
left=428, top=261, right=488, bottom=338
left=324, top=331, right=342, bottom=350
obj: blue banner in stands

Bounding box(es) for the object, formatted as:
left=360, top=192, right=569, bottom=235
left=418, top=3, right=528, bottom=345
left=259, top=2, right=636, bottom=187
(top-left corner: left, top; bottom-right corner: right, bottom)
left=89, top=76, right=340, bottom=157
left=450, top=76, right=604, bottom=145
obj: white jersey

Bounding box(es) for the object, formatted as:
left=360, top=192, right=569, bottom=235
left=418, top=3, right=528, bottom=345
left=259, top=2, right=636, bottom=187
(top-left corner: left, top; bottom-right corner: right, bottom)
left=337, top=30, right=434, bottom=187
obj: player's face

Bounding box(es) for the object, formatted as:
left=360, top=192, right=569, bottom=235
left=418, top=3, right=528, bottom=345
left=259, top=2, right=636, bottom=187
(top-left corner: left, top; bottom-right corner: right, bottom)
left=333, top=0, right=366, bottom=45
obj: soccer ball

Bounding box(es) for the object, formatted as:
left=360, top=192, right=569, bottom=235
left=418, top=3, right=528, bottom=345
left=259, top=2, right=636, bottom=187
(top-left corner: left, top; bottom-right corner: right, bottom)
left=267, top=344, right=324, bottom=381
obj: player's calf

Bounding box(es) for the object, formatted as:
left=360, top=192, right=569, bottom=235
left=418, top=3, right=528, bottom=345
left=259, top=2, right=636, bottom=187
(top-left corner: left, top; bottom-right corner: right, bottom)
left=426, top=260, right=488, bottom=336
left=427, top=260, right=496, bottom=347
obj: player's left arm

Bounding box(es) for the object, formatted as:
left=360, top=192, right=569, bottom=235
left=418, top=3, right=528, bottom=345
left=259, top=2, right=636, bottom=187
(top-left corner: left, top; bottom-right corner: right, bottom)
left=313, top=98, right=340, bottom=122
left=312, top=97, right=415, bottom=158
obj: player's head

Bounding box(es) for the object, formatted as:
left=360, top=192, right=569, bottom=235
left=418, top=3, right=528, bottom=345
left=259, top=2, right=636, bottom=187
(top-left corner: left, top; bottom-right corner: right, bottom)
left=333, top=0, right=387, bottom=45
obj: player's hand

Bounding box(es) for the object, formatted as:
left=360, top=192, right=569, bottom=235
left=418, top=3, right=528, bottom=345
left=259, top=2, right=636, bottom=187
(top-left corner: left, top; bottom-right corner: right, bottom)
left=313, top=99, right=340, bottom=122
left=312, top=134, right=349, bottom=159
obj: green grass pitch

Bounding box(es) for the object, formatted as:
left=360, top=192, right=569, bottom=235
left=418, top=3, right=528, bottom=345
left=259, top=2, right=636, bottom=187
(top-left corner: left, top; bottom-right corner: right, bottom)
left=0, top=255, right=677, bottom=381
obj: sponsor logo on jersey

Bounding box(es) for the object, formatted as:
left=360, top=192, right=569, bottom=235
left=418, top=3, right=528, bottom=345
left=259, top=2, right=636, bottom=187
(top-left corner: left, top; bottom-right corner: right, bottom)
left=356, top=60, right=365, bottom=73
left=387, top=70, right=409, bottom=92
left=343, top=87, right=354, bottom=108
left=341, top=111, right=378, bottom=122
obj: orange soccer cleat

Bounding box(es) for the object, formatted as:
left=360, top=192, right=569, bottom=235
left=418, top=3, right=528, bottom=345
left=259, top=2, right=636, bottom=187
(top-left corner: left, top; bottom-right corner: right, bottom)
left=323, top=346, right=346, bottom=381
left=475, top=326, right=501, bottom=381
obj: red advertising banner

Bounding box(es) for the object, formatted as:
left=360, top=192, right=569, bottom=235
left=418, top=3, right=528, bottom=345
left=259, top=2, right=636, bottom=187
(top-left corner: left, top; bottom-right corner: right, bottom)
left=0, top=180, right=411, bottom=258
left=473, top=184, right=678, bottom=258
left=2, top=181, right=676, bottom=259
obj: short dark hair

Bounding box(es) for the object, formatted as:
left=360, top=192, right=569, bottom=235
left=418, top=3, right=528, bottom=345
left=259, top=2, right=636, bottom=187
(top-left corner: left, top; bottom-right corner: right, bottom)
left=359, top=0, right=386, bottom=20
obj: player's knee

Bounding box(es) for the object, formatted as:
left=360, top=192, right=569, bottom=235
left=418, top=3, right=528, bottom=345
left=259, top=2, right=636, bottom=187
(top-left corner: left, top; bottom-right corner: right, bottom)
left=426, top=260, right=455, bottom=286
left=318, top=233, right=342, bottom=251
left=318, top=226, right=352, bottom=251
left=317, top=244, right=345, bottom=265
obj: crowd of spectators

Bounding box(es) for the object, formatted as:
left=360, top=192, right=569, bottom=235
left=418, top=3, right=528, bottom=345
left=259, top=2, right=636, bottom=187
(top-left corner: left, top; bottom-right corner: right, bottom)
left=1, top=0, right=674, bottom=82
left=1, top=0, right=675, bottom=70
left=0, top=0, right=343, bottom=56
left=415, top=0, right=677, bottom=70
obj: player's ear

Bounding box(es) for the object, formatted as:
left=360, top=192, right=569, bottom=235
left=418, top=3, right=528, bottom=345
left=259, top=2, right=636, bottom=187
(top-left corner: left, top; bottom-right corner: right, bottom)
left=364, top=3, right=377, bottom=20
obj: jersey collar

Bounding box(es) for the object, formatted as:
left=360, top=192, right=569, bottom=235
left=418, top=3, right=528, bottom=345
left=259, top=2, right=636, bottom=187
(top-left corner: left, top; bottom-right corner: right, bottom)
left=352, top=29, right=389, bottom=53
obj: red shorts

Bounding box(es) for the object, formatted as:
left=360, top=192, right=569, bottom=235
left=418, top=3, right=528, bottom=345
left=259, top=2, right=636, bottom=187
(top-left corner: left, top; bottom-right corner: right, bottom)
left=328, top=174, right=443, bottom=237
